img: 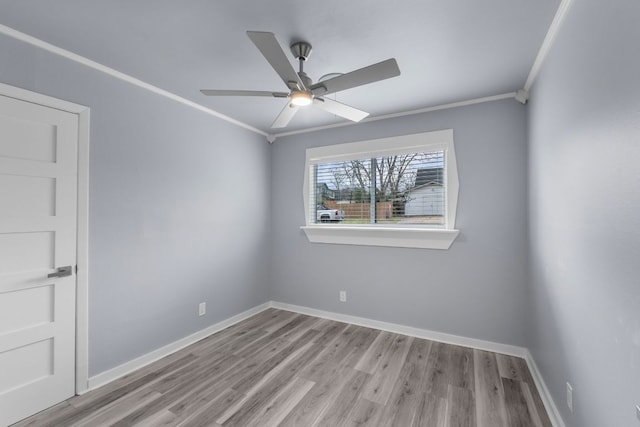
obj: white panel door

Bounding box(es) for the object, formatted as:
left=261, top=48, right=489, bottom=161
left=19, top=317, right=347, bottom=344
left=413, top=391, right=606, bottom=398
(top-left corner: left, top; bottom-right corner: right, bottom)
left=0, top=94, right=78, bottom=426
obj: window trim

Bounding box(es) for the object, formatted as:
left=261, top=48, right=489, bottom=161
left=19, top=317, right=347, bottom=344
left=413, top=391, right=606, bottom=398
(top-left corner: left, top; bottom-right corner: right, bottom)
left=301, top=129, right=460, bottom=249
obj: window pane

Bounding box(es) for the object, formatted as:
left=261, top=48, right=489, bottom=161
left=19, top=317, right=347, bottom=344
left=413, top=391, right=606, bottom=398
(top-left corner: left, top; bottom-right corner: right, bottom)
left=313, top=151, right=445, bottom=226
left=314, top=158, right=370, bottom=224
left=376, top=151, right=445, bottom=225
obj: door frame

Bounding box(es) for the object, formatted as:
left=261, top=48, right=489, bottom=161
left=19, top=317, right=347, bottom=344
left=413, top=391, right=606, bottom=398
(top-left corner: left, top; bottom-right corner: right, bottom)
left=0, top=82, right=90, bottom=394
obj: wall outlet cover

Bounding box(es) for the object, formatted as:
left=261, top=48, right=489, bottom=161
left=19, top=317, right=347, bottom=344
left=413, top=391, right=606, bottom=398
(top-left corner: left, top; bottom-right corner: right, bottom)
left=635, top=404, right=640, bottom=421
left=566, top=382, right=573, bottom=413
left=339, top=290, right=347, bottom=302
left=198, top=302, right=206, bottom=316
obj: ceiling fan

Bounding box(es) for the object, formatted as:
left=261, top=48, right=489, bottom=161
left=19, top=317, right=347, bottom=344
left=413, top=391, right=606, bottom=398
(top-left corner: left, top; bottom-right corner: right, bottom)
left=201, top=31, right=401, bottom=128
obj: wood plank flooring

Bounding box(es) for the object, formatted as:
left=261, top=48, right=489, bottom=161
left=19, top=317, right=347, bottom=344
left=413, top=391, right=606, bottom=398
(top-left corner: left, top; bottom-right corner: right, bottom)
left=13, top=309, right=553, bottom=427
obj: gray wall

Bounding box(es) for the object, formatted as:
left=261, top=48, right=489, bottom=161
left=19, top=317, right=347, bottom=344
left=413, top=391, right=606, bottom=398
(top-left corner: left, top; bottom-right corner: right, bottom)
left=5, top=3, right=638, bottom=423
left=527, top=0, right=640, bottom=425
left=0, top=34, right=271, bottom=375
left=271, top=99, right=530, bottom=347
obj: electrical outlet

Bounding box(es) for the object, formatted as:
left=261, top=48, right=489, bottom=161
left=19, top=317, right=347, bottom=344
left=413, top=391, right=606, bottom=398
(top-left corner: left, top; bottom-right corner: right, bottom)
left=566, top=382, right=573, bottom=413
left=635, top=405, right=640, bottom=421
left=339, top=290, right=347, bottom=302
left=198, top=302, right=206, bottom=316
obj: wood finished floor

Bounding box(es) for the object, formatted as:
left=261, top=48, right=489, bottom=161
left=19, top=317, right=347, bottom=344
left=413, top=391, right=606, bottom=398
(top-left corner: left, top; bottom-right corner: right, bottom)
left=14, top=309, right=553, bottom=427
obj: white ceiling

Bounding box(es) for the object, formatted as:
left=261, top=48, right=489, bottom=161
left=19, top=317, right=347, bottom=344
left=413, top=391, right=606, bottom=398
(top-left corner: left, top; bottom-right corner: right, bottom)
left=0, top=0, right=560, bottom=134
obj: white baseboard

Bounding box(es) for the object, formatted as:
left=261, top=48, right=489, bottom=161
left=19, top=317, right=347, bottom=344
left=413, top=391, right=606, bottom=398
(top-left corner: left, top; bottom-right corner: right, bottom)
left=269, top=301, right=527, bottom=357
left=86, top=302, right=271, bottom=391
left=523, top=349, right=567, bottom=427
left=269, top=300, right=565, bottom=427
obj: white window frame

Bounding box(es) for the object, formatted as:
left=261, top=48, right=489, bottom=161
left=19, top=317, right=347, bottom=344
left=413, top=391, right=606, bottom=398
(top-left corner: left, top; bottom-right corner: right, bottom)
left=301, top=129, right=460, bottom=249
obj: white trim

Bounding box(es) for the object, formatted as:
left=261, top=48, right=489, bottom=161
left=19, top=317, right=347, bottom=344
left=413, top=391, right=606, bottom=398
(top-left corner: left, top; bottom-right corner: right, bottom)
left=524, top=0, right=574, bottom=92
left=269, top=301, right=527, bottom=358
left=301, top=226, right=459, bottom=250
left=305, top=129, right=454, bottom=162
left=0, top=82, right=89, bottom=114
left=75, top=109, right=90, bottom=394
left=515, top=89, right=529, bottom=105
left=270, top=300, right=565, bottom=427
left=273, top=92, right=517, bottom=140
left=0, top=24, right=268, bottom=138
left=523, top=350, right=567, bottom=427
left=0, top=82, right=91, bottom=395
left=86, top=302, right=271, bottom=391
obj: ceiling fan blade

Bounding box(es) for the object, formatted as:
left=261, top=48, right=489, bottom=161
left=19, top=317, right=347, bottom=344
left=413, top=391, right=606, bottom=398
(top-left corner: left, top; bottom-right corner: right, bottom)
left=271, top=103, right=299, bottom=128
left=313, top=98, right=369, bottom=122
left=310, top=58, right=400, bottom=96
left=247, top=31, right=304, bottom=91
left=200, top=89, right=288, bottom=97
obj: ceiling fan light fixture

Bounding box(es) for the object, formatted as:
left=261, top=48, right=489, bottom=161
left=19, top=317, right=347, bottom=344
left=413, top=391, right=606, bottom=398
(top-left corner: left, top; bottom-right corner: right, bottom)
left=290, top=91, right=313, bottom=106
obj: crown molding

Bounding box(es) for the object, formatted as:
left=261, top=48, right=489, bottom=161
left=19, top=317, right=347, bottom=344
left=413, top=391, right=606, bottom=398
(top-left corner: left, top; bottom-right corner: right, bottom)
left=271, top=92, right=517, bottom=140
left=524, top=0, right=574, bottom=92
left=1, top=0, right=572, bottom=141
left=0, top=24, right=268, bottom=138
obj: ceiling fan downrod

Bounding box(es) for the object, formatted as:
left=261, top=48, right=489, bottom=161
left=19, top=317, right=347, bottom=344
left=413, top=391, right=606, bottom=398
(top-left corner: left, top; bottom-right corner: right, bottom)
left=290, top=41, right=313, bottom=92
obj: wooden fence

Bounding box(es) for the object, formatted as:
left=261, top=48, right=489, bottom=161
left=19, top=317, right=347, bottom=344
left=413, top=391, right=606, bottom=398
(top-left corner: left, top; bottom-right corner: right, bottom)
left=324, top=201, right=394, bottom=220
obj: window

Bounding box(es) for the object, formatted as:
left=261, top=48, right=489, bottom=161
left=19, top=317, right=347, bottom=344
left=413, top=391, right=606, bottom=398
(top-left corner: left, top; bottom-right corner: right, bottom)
left=302, top=130, right=459, bottom=249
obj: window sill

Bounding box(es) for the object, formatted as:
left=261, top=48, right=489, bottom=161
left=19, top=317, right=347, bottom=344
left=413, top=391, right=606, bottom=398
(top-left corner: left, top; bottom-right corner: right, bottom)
left=300, top=225, right=459, bottom=250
